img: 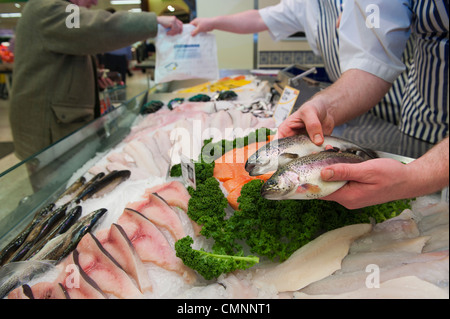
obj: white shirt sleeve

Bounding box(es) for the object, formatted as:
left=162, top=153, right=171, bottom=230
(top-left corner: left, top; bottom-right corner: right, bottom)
left=339, top=0, right=412, bottom=83
left=259, top=0, right=321, bottom=55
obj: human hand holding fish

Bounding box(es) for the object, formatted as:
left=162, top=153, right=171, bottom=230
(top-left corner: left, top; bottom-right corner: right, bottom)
left=321, top=137, right=449, bottom=209
left=276, top=95, right=335, bottom=145
left=277, top=69, right=392, bottom=143
left=319, top=158, right=412, bottom=209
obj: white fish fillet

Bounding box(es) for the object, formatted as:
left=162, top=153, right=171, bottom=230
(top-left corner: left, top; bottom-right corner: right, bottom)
left=152, top=130, right=172, bottom=163
left=340, top=250, right=449, bottom=274
left=350, top=236, right=431, bottom=254
left=422, top=224, right=449, bottom=253
left=300, top=255, right=449, bottom=295
left=106, top=162, right=150, bottom=181
left=208, top=110, right=234, bottom=142
left=295, top=276, right=449, bottom=299
left=349, top=210, right=429, bottom=254
left=123, top=140, right=161, bottom=177
left=253, top=224, right=372, bottom=292
left=106, top=152, right=130, bottom=166
left=138, top=135, right=170, bottom=177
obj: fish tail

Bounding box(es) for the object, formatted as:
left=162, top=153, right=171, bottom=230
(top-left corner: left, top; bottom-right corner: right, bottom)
left=0, top=261, right=56, bottom=299
left=0, top=276, right=19, bottom=299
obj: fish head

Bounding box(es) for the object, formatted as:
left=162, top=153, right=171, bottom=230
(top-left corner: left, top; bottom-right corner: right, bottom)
left=72, top=208, right=107, bottom=242
left=246, top=148, right=273, bottom=176
left=261, top=170, right=299, bottom=200
left=246, top=149, right=298, bottom=176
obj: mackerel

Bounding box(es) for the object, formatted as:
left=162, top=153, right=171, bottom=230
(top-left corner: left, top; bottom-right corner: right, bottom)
left=0, top=203, right=55, bottom=266
left=0, top=208, right=106, bottom=299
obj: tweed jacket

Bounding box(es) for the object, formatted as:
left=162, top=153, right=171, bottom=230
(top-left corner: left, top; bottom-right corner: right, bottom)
left=10, top=0, right=159, bottom=159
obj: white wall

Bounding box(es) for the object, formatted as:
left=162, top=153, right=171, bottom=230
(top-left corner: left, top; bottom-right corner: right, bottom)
left=196, top=0, right=255, bottom=70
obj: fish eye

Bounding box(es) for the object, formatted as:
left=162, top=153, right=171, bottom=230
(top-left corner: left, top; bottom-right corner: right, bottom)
left=266, top=179, right=277, bottom=187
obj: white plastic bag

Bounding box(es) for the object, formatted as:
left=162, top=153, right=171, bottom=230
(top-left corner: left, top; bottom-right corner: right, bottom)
left=155, top=24, right=219, bottom=84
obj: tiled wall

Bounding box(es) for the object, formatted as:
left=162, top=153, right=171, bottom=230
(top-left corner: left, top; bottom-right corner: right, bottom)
left=258, top=50, right=324, bottom=68
left=257, top=0, right=324, bottom=69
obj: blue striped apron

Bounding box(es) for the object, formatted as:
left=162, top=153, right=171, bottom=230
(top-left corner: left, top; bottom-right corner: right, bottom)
left=400, top=0, right=449, bottom=145
left=315, top=0, right=413, bottom=126
left=317, top=0, right=448, bottom=158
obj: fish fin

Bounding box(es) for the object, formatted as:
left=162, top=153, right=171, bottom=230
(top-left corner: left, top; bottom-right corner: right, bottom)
left=345, top=147, right=378, bottom=160
left=324, top=147, right=340, bottom=152
left=296, top=183, right=321, bottom=194
left=280, top=153, right=299, bottom=159
left=279, top=153, right=298, bottom=166
left=359, top=148, right=379, bottom=159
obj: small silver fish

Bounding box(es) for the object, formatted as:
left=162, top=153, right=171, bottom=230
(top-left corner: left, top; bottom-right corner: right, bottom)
left=0, top=208, right=106, bottom=299
left=261, top=151, right=365, bottom=200
left=246, top=134, right=377, bottom=176
left=75, top=170, right=131, bottom=203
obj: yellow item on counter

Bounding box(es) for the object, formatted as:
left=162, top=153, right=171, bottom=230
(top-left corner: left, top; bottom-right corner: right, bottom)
left=177, top=75, right=252, bottom=93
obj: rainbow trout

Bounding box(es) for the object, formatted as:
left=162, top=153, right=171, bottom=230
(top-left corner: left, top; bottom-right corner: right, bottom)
left=246, top=134, right=377, bottom=176
left=261, top=151, right=365, bottom=200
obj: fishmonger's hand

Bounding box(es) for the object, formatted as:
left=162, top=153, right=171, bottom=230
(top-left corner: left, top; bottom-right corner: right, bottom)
left=320, top=137, right=450, bottom=209
left=277, top=95, right=336, bottom=145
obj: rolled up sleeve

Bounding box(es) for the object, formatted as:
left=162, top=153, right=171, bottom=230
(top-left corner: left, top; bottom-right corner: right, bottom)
left=339, top=0, right=412, bottom=83
left=259, top=0, right=320, bottom=54
left=39, top=2, right=158, bottom=56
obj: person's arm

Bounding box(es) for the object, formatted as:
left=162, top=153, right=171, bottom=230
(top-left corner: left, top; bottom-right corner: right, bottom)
left=157, top=15, right=183, bottom=36
left=277, top=69, right=392, bottom=144
left=320, top=137, right=449, bottom=209
left=277, top=0, right=413, bottom=143
left=190, top=10, right=268, bottom=36
left=39, top=2, right=181, bottom=55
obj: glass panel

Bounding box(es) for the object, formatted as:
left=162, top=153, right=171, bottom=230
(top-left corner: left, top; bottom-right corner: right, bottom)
left=0, top=90, right=148, bottom=244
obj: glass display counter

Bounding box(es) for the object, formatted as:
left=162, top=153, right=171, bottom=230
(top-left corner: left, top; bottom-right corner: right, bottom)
left=0, top=71, right=252, bottom=245
left=0, top=90, right=148, bottom=245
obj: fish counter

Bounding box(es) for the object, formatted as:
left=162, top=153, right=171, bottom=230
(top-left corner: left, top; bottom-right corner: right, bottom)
left=0, top=72, right=448, bottom=299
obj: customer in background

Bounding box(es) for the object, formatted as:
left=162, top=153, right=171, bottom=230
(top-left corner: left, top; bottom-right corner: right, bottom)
left=192, top=0, right=449, bottom=209
left=9, top=0, right=183, bottom=160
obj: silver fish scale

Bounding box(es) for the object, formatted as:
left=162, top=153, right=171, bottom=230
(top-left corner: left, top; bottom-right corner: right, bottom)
left=280, top=151, right=364, bottom=174
left=259, top=135, right=320, bottom=157
left=261, top=151, right=366, bottom=200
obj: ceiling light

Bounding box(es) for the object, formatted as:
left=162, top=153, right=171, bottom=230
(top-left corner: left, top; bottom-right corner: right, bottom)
left=0, top=13, right=22, bottom=18
left=110, top=0, right=141, bottom=5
